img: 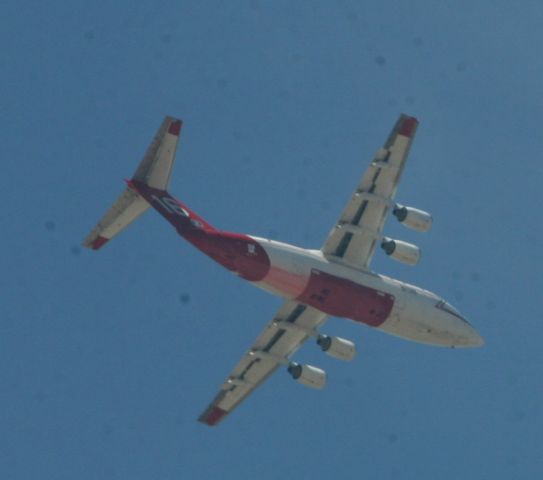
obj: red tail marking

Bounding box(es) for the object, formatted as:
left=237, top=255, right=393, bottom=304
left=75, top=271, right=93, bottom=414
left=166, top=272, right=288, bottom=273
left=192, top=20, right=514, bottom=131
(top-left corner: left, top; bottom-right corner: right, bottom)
left=398, top=116, right=418, bottom=138
left=90, top=236, right=109, bottom=250
left=203, top=407, right=227, bottom=426
left=168, top=120, right=182, bottom=136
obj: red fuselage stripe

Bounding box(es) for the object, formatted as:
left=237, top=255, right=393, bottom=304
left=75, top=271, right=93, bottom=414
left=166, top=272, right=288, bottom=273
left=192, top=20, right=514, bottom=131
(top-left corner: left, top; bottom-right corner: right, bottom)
left=130, top=181, right=394, bottom=326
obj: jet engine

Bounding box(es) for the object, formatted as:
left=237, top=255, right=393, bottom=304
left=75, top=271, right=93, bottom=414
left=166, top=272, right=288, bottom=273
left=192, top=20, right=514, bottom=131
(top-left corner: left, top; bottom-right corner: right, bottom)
left=317, top=335, right=356, bottom=361
left=287, top=363, right=326, bottom=389
left=381, top=238, right=420, bottom=266
left=393, top=205, right=432, bottom=232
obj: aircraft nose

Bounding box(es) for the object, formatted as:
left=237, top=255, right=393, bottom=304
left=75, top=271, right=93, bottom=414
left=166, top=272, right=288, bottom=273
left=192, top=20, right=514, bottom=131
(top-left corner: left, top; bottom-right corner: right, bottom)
left=462, top=326, right=484, bottom=347
left=454, top=319, right=484, bottom=347
left=434, top=300, right=484, bottom=347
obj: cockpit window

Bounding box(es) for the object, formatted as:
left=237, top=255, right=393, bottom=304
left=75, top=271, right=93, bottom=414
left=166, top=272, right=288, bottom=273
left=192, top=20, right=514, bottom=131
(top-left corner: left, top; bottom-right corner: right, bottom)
left=435, top=300, right=468, bottom=323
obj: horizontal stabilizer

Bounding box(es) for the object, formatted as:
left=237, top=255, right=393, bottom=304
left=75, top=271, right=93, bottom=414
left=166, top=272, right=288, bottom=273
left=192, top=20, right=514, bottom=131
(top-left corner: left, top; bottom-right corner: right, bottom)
left=82, top=116, right=182, bottom=250
left=132, top=116, right=182, bottom=190
left=83, top=187, right=149, bottom=249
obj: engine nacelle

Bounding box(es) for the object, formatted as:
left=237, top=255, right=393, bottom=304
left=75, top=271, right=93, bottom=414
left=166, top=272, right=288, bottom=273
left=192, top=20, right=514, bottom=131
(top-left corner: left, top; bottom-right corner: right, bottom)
left=393, top=205, right=432, bottom=232
left=317, top=335, right=356, bottom=362
left=381, top=238, right=421, bottom=266
left=287, top=363, right=326, bottom=389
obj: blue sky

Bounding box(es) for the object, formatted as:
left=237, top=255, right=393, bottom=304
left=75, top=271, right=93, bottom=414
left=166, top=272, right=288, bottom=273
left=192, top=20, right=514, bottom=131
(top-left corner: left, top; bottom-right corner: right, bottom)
left=2, top=1, right=542, bottom=478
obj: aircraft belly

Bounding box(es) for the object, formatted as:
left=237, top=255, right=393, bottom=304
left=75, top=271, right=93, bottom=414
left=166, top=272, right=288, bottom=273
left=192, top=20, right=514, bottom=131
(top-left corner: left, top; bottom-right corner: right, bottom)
left=261, top=265, right=309, bottom=297
left=296, top=269, right=394, bottom=327
left=253, top=242, right=312, bottom=297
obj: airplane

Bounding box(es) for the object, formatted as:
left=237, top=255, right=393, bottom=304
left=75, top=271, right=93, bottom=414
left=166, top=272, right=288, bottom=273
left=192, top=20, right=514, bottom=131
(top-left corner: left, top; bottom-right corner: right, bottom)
left=83, top=114, right=484, bottom=426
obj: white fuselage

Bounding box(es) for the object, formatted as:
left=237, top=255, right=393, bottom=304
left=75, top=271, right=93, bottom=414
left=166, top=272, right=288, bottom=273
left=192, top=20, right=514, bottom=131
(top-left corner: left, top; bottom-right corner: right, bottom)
left=250, top=237, right=483, bottom=348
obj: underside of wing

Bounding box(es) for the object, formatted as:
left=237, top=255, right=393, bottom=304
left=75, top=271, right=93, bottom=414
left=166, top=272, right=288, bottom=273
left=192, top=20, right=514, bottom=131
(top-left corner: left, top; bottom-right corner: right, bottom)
left=198, top=301, right=328, bottom=426
left=322, top=114, right=419, bottom=270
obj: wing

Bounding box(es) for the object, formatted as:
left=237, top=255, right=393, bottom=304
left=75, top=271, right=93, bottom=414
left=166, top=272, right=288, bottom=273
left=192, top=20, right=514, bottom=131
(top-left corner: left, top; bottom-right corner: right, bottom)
left=198, top=301, right=328, bottom=426
left=321, top=114, right=418, bottom=270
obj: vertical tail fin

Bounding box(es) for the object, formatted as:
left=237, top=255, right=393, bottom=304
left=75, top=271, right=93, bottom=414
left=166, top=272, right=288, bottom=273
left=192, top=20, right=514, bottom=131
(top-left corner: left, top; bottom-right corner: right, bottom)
left=83, top=116, right=182, bottom=250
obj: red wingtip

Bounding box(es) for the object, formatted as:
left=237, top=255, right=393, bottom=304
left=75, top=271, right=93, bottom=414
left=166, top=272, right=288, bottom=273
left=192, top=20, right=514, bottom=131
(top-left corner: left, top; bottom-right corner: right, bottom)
left=168, top=119, right=182, bottom=136
left=90, top=236, right=109, bottom=250
left=398, top=116, right=418, bottom=138
left=202, top=407, right=227, bottom=426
